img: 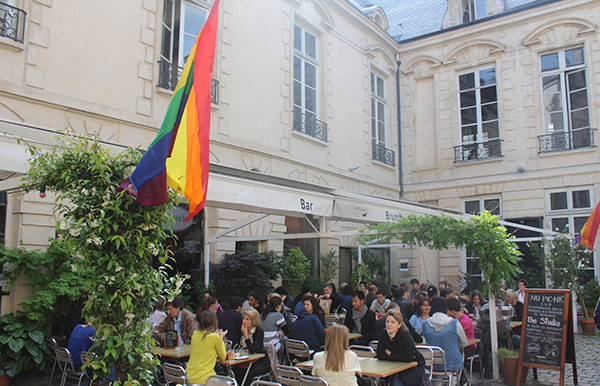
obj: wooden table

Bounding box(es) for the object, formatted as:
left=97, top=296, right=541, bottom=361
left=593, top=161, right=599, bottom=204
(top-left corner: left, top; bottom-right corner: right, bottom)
left=511, top=320, right=522, bottom=328
left=220, top=353, right=265, bottom=386
left=297, top=357, right=417, bottom=378
left=151, top=344, right=191, bottom=359
left=348, top=333, right=362, bottom=340
left=465, top=338, right=480, bottom=347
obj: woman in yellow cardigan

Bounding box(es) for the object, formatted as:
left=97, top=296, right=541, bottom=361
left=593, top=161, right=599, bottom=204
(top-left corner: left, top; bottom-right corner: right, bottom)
left=187, top=310, right=228, bottom=385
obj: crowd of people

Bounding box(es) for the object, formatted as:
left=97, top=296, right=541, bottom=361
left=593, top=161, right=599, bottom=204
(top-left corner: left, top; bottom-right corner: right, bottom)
left=63, top=277, right=530, bottom=386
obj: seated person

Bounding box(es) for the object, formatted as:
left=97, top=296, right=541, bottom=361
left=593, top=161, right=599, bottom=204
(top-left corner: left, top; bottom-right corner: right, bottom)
left=373, top=302, right=422, bottom=344
left=218, top=297, right=244, bottom=345
left=204, top=291, right=224, bottom=315
left=505, top=290, right=523, bottom=335
left=340, top=285, right=354, bottom=313
left=187, top=310, right=228, bottom=385
left=370, top=289, right=391, bottom=315
left=241, top=291, right=263, bottom=315
left=260, top=296, right=289, bottom=356
left=440, top=287, right=455, bottom=300
left=343, top=290, right=376, bottom=345
left=153, top=297, right=199, bottom=344
left=393, top=287, right=414, bottom=319
left=422, top=297, right=467, bottom=373
left=303, top=294, right=327, bottom=328
left=232, top=309, right=270, bottom=386
left=409, top=297, right=431, bottom=334
left=146, top=297, right=167, bottom=329
left=68, top=321, right=95, bottom=369
left=365, top=285, right=378, bottom=309
left=377, top=309, right=426, bottom=386
left=467, top=290, right=486, bottom=320
left=275, top=286, right=295, bottom=312
left=312, top=325, right=361, bottom=386
left=447, top=298, right=477, bottom=357
left=289, top=306, right=326, bottom=351
left=319, top=283, right=344, bottom=313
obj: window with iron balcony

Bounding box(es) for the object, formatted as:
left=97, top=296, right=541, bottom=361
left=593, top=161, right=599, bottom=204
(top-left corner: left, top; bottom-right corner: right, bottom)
left=0, top=0, right=26, bottom=44
left=371, top=72, right=395, bottom=167
left=157, top=0, right=219, bottom=104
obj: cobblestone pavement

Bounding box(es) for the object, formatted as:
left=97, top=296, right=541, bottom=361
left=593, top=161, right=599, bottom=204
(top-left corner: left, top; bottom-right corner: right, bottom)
left=12, top=332, right=600, bottom=386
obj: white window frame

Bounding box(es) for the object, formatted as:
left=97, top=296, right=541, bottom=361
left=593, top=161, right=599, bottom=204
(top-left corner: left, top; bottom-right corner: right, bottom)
left=293, top=24, right=319, bottom=120
left=462, top=196, right=502, bottom=282
left=539, top=47, right=589, bottom=135
left=161, top=0, right=209, bottom=69
left=461, top=0, right=487, bottom=23
left=457, top=66, right=499, bottom=147
left=371, top=71, right=386, bottom=147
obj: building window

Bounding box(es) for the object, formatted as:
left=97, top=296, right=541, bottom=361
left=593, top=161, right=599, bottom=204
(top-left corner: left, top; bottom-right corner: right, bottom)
left=462, top=0, right=487, bottom=23
left=463, top=196, right=501, bottom=285
left=546, top=187, right=595, bottom=281
left=371, top=72, right=395, bottom=166
left=455, top=68, right=501, bottom=162
left=0, top=192, right=6, bottom=241
left=292, top=25, right=327, bottom=142
left=539, top=47, right=593, bottom=153
left=158, top=0, right=208, bottom=90
left=0, top=0, right=26, bottom=43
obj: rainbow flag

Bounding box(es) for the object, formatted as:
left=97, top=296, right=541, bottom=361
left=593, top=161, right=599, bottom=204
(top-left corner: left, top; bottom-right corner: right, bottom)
left=576, top=201, right=600, bottom=249
left=121, top=0, right=220, bottom=221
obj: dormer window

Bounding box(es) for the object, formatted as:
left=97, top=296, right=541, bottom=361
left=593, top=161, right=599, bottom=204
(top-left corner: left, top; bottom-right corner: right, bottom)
left=462, top=0, right=487, bottom=23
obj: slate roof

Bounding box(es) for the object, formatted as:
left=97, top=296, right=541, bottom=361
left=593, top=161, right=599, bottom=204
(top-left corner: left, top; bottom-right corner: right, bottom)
left=349, top=0, right=556, bottom=42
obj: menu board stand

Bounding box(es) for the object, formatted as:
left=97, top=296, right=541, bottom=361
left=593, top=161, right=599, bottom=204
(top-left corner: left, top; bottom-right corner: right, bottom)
left=517, top=289, right=577, bottom=386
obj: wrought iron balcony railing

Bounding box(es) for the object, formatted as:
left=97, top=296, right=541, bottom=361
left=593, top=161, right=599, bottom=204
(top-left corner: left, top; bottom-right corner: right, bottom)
left=372, top=141, right=396, bottom=167
left=0, top=1, right=26, bottom=43
left=292, top=109, right=327, bottom=142
left=157, top=60, right=219, bottom=105
left=454, top=139, right=503, bottom=162
left=538, top=128, right=596, bottom=153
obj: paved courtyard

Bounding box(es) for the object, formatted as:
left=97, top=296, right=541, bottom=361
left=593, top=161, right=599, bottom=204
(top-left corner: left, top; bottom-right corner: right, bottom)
left=12, top=332, right=600, bottom=386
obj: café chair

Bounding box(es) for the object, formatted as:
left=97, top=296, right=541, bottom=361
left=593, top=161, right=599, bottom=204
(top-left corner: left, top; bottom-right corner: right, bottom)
left=368, top=341, right=378, bottom=353
left=249, top=381, right=282, bottom=386
left=54, top=347, right=86, bottom=386
left=463, top=351, right=483, bottom=386
left=46, top=337, right=63, bottom=385
left=324, top=315, right=340, bottom=329
left=298, top=375, right=328, bottom=386
left=81, top=351, right=113, bottom=386
left=416, top=345, right=458, bottom=386
left=163, top=363, right=189, bottom=385
left=349, top=345, right=376, bottom=358
left=206, top=375, right=238, bottom=386
left=275, top=365, right=303, bottom=386
left=285, top=339, right=313, bottom=364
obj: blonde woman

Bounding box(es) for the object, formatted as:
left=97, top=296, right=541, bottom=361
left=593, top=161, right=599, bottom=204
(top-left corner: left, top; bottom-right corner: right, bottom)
left=232, top=308, right=270, bottom=386
left=312, top=324, right=361, bottom=386
left=377, top=309, right=425, bottom=386
left=187, top=310, right=228, bottom=385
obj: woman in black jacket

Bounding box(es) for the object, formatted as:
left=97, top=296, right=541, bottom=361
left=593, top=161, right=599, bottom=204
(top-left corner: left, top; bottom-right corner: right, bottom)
left=232, top=308, right=270, bottom=386
left=377, top=309, right=425, bottom=386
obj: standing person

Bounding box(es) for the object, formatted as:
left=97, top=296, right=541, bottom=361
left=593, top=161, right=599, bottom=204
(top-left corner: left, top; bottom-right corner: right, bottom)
left=344, top=290, right=376, bottom=345
left=218, top=297, right=244, bottom=345
left=409, top=297, right=431, bottom=334
left=422, top=297, right=467, bottom=374
left=233, top=309, right=270, bottom=386
left=377, top=309, right=425, bottom=386
left=319, top=283, right=344, bottom=313
left=312, top=325, right=361, bottom=386
left=153, top=298, right=199, bottom=344
left=303, top=294, right=327, bottom=328
left=410, top=278, right=420, bottom=300
left=517, top=279, right=527, bottom=303
left=187, top=310, right=228, bottom=385
left=370, top=289, right=391, bottom=316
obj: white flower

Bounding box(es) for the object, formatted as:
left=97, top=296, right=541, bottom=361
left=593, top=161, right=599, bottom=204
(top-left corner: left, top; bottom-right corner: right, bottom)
left=92, top=236, right=103, bottom=246
left=86, top=238, right=94, bottom=244
left=71, top=264, right=77, bottom=272
left=81, top=188, right=88, bottom=195
left=69, top=228, right=81, bottom=237
left=115, top=266, right=123, bottom=272
left=90, top=219, right=99, bottom=228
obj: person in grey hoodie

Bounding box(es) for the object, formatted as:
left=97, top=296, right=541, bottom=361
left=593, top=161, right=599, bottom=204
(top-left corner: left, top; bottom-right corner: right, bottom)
left=421, top=297, right=467, bottom=373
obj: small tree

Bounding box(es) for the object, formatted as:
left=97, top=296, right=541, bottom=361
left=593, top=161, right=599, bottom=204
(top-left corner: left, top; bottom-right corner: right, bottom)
left=283, top=247, right=311, bottom=294
left=319, top=249, right=338, bottom=283
left=22, top=135, right=177, bottom=384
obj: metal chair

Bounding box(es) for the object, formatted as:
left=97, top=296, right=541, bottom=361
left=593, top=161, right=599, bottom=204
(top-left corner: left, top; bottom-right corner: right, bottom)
left=464, top=351, right=483, bottom=386
left=206, top=375, right=238, bottom=386
left=349, top=345, right=376, bottom=358
left=284, top=339, right=313, bottom=364
left=324, top=314, right=341, bottom=329
left=298, top=375, right=328, bottom=386
left=46, top=337, right=62, bottom=385
left=416, top=345, right=458, bottom=385
left=275, top=365, right=303, bottom=386
left=54, top=347, right=86, bottom=386
left=249, top=381, right=282, bottom=386
left=163, top=362, right=189, bottom=385
left=368, top=341, right=378, bottom=353
left=80, top=352, right=113, bottom=386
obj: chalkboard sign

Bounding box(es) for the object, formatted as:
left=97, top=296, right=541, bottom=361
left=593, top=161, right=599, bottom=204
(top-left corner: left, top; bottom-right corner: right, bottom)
left=165, top=330, right=179, bottom=349
left=517, top=289, right=577, bottom=386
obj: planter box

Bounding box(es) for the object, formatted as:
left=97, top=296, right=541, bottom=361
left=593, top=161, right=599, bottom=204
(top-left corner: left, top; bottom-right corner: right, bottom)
left=579, top=318, right=596, bottom=334
left=501, top=357, right=529, bottom=386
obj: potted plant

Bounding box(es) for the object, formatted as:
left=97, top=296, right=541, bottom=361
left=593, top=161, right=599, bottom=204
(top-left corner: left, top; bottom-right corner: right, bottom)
left=496, top=347, right=528, bottom=386
left=0, top=313, right=52, bottom=385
